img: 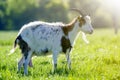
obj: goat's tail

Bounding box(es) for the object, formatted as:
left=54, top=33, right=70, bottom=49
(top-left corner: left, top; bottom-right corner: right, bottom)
left=9, top=35, right=21, bottom=55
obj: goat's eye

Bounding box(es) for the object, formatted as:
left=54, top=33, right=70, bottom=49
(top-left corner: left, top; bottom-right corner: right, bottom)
left=79, top=18, right=86, bottom=27
left=79, top=20, right=85, bottom=27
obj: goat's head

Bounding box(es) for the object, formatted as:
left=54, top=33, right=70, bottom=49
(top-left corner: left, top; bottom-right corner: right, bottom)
left=71, top=8, right=93, bottom=34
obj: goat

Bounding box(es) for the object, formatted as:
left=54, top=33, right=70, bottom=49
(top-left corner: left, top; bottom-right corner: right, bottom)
left=11, top=9, right=93, bottom=75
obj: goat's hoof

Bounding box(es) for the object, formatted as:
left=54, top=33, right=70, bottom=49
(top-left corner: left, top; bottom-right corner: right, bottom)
left=17, top=70, right=20, bottom=74
left=52, top=69, right=57, bottom=74
left=17, top=71, right=19, bottom=74
left=24, top=73, right=28, bottom=76
left=68, top=67, right=71, bottom=70
left=24, top=71, right=28, bottom=76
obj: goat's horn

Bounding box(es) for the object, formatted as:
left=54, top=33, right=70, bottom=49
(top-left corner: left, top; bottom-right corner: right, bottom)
left=70, top=8, right=85, bottom=16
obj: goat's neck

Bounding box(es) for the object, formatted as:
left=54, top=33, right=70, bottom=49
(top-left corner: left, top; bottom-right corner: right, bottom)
left=68, top=20, right=80, bottom=46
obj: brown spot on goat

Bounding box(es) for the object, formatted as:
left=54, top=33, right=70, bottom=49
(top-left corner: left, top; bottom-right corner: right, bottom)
left=62, top=17, right=77, bottom=35
left=62, top=16, right=85, bottom=36
left=61, top=36, right=72, bottom=53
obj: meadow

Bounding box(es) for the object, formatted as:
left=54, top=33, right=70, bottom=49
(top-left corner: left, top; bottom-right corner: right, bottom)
left=0, top=29, right=120, bottom=80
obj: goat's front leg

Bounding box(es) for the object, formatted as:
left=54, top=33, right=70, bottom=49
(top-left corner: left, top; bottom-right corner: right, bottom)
left=24, top=50, right=32, bottom=75
left=66, top=53, right=71, bottom=70
left=52, top=51, right=59, bottom=73
left=66, top=49, right=71, bottom=70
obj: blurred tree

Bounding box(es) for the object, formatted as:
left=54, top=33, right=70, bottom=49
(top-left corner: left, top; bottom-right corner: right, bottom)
left=0, top=0, right=6, bottom=30
left=36, top=0, right=68, bottom=22
left=0, top=0, right=37, bottom=30
left=0, top=0, right=69, bottom=30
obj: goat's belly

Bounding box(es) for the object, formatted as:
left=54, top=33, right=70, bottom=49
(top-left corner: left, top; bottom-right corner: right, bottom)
left=32, top=45, right=52, bottom=56
left=33, top=51, right=52, bottom=56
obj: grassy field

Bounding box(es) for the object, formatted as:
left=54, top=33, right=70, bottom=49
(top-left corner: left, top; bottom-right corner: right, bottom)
left=0, top=29, right=120, bottom=80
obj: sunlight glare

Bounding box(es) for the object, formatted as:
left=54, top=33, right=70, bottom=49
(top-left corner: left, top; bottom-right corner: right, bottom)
left=103, top=0, right=120, bottom=13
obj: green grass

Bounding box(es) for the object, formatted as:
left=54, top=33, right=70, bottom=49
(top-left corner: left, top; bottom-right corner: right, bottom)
left=0, top=29, right=120, bottom=80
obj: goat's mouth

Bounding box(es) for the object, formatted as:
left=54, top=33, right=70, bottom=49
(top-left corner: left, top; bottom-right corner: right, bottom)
left=89, top=30, right=93, bottom=34
left=84, top=30, right=93, bottom=34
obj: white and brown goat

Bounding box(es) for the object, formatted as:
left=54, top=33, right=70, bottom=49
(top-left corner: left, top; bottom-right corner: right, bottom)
left=11, top=9, right=93, bottom=75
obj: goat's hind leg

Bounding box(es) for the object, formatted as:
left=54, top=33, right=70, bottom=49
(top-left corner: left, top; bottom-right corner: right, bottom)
left=28, top=59, right=33, bottom=67
left=23, top=50, right=32, bottom=75
left=17, top=54, right=33, bottom=74
left=17, top=55, right=25, bottom=73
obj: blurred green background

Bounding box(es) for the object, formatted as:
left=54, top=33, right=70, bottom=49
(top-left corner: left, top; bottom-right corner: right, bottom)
left=0, top=0, right=120, bottom=33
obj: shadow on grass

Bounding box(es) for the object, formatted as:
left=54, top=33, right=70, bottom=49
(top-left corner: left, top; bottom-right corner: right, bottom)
left=48, top=62, right=76, bottom=77
left=48, top=68, right=76, bottom=77
left=39, top=61, right=50, bottom=65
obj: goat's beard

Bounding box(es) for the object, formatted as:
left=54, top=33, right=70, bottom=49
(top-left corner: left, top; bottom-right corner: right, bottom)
left=82, top=32, right=89, bottom=44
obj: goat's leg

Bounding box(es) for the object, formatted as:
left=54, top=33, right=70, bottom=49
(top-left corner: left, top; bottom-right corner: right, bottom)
left=66, top=53, right=71, bottom=70
left=17, top=55, right=25, bottom=73
left=66, top=49, right=71, bottom=70
left=18, top=56, right=33, bottom=72
left=52, top=51, right=59, bottom=73
left=24, top=50, right=32, bottom=75
left=28, top=59, right=33, bottom=67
